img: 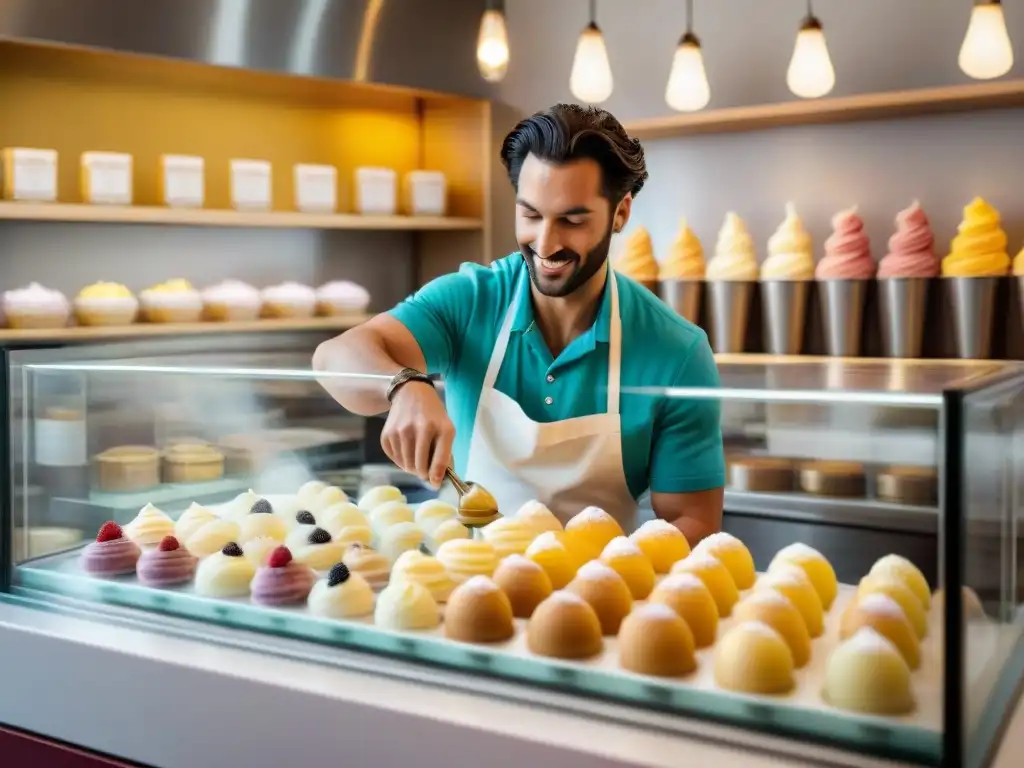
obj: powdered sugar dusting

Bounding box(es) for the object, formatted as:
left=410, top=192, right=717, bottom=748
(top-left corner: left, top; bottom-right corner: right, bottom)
left=842, top=627, right=903, bottom=656
left=744, top=589, right=791, bottom=608
left=733, top=620, right=784, bottom=643
left=499, top=554, right=540, bottom=572
left=526, top=532, right=565, bottom=554
left=633, top=519, right=680, bottom=539
left=655, top=573, right=706, bottom=593
left=765, top=561, right=812, bottom=586
left=602, top=536, right=642, bottom=559
left=576, top=560, right=618, bottom=581
left=632, top=603, right=679, bottom=622
left=545, top=590, right=588, bottom=607
left=678, top=552, right=724, bottom=571
left=697, top=532, right=744, bottom=553
left=571, top=506, right=614, bottom=525
left=457, top=575, right=501, bottom=596
left=857, top=593, right=905, bottom=619
left=776, top=543, right=825, bottom=562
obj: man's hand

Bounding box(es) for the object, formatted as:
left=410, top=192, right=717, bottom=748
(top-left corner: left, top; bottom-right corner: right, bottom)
left=380, top=381, right=455, bottom=488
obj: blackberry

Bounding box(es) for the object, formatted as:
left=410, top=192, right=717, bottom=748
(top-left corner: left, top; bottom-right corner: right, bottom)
left=308, top=527, right=332, bottom=545
left=250, top=499, right=273, bottom=515
left=221, top=542, right=243, bottom=557
left=295, top=510, right=316, bottom=525
left=327, top=563, right=350, bottom=587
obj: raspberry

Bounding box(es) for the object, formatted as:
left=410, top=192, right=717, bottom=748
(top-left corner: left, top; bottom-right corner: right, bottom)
left=295, top=510, right=316, bottom=525
left=96, top=521, right=123, bottom=543
left=158, top=535, right=180, bottom=552
left=307, top=527, right=331, bottom=545
left=221, top=542, right=243, bottom=557
left=268, top=546, right=292, bottom=568
left=250, top=499, right=273, bottom=515
left=327, top=563, right=350, bottom=587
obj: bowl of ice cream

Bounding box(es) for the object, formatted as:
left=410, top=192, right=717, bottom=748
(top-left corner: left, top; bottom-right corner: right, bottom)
left=2, top=282, right=71, bottom=329
left=612, top=227, right=659, bottom=292
left=705, top=212, right=758, bottom=353
left=73, top=281, right=139, bottom=326
left=657, top=219, right=704, bottom=323
left=760, top=203, right=813, bottom=355
left=816, top=206, right=875, bottom=357
left=139, top=279, right=203, bottom=323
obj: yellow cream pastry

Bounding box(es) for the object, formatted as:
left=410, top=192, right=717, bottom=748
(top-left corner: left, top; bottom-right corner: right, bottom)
left=565, top=506, right=624, bottom=560
left=671, top=552, right=739, bottom=617
left=840, top=593, right=920, bottom=669
left=310, top=485, right=348, bottom=513
left=427, top=519, right=470, bottom=553
left=414, top=499, right=458, bottom=535
left=123, top=503, right=174, bottom=548
left=334, top=524, right=373, bottom=548
left=619, top=603, right=698, bottom=677
left=868, top=554, right=931, bottom=609
left=858, top=574, right=927, bottom=639
left=481, top=516, right=537, bottom=559
left=566, top=560, right=633, bottom=635
left=379, top=522, right=424, bottom=564
left=614, top=227, right=659, bottom=284
left=659, top=218, right=705, bottom=280
left=734, top=590, right=811, bottom=668
left=291, top=527, right=347, bottom=571
left=224, top=489, right=262, bottom=522
left=629, top=519, right=690, bottom=574
left=514, top=500, right=563, bottom=534
left=714, top=621, right=795, bottom=695
left=648, top=573, right=719, bottom=648
left=139, top=278, right=203, bottom=323
left=185, top=519, right=241, bottom=558
left=194, top=542, right=255, bottom=597
left=527, top=591, right=604, bottom=660
left=369, top=501, right=415, bottom=537
left=174, top=503, right=218, bottom=544
left=297, top=480, right=328, bottom=509
left=342, top=544, right=390, bottom=590
left=756, top=563, right=825, bottom=638
left=308, top=563, right=375, bottom=619
left=460, top=484, right=498, bottom=518
left=768, top=543, right=837, bottom=610
left=358, top=485, right=406, bottom=513
left=492, top=555, right=553, bottom=618
left=444, top=576, right=515, bottom=643
left=318, top=502, right=368, bottom=537
left=694, top=532, right=756, bottom=590
left=943, top=197, right=1011, bottom=277
left=238, top=506, right=288, bottom=543
left=600, top=536, right=655, bottom=599
left=823, top=628, right=915, bottom=715
left=391, top=550, right=456, bottom=603
left=761, top=202, right=814, bottom=280
left=73, top=281, right=138, bottom=326
left=375, top=580, right=440, bottom=630
left=525, top=531, right=578, bottom=589
left=243, top=536, right=279, bottom=567
left=437, top=538, right=499, bottom=583
left=706, top=212, right=758, bottom=281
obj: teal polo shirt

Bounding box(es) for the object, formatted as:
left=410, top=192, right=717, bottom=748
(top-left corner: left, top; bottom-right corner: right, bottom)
left=389, top=254, right=725, bottom=499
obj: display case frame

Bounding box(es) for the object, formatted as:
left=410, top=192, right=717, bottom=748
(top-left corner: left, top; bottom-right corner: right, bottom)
left=2, top=350, right=1024, bottom=767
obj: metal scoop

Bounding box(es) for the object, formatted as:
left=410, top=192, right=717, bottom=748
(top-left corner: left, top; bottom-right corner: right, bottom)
left=445, top=466, right=500, bottom=528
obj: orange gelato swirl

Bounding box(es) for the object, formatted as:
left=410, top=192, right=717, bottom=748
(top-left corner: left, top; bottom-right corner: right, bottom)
left=943, top=197, right=1010, bottom=277
left=614, top=227, right=659, bottom=282
left=660, top=219, right=705, bottom=280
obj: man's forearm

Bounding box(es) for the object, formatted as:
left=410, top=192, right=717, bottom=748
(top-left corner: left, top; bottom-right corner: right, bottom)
left=312, top=329, right=402, bottom=416
left=670, top=514, right=717, bottom=547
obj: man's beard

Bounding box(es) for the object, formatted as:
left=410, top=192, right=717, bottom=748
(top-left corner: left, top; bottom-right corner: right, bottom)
left=521, top=225, right=614, bottom=298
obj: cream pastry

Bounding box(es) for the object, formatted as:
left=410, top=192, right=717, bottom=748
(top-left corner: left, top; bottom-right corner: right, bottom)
left=839, top=593, right=920, bottom=669
left=238, top=498, right=288, bottom=543
left=761, top=202, right=814, bottom=280
left=706, top=212, right=758, bottom=281
left=514, top=500, right=563, bottom=534
left=629, top=519, right=690, bottom=574
left=73, top=281, right=138, bottom=326
left=318, top=502, right=368, bottom=535
left=334, top=524, right=373, bottom=548
left=379, top=521, right=424, bottom=564
left=201, top=280, right=262, bottom=322
left=2, top=282, right=70, bottom=329
left=648, top=573, right=719, bottom=648
left=358, top=485, right=407, bottom=513
left=308, top=563, right=375, bottom=619
left=315, top=280, right=371, bottom=318
left=185, top=518, right=241, bottom=558
left=194, top=542, right=255, bottom=597
left=310, top=485, right=348, bottom=513
left=671, top=553, right=739, bottom=617
left=566, top=560, right=633, bottom=636
left=243, top=536, right=279, bottom=567
left=291, top=527, right=347, bottom=571
left=136, top=535, right=197, bottom=586
left=414, top=499, right=458, bottom=535
left=734, top=590, right=811, bottom=668
left=437, top=538, right=499, bottom=583
left=342, top=543, right=390, bottom=589
left=564, top=506, right=624, bottom=560
left=527, top=591, right=603, bottom=660
left=444, top=575, right=516, bottom=644
left=757, top=563, right=825, bottom=638
left=297, top=480, right=328, bottom=508
left=525, top=531, right=577, bottom=589
left=481, top=516, right=536, bottom=559
left=261, top=281, right=316, bottom=319
left=139, top=279, right=203, bottom=323
left=492, top=555, right=553, bottom=618
left=693, top=532, right=756, bottom=590
left=123, top=503, right=174, bottom=548
left=375, top=579, right=440, bottom=631
left=391, top=550, right=457, bottom=603
left=858, top=574, right=928, bottom=639
left=427, top=519, right=470, bottom=553
left=600, top=536, right=655, bottom=599
left=224, top=489, right=262, bottom=522
left=714, top=621, right=795, bottom=694
left=823, top=628, right=915, bottom=715
left=369, top=500, right=415, bottom=536
left=868, top=554, right=931, bottom=609
left=80, top=521, right=141, bottom=576
left=250, top=545, right=316, bottom=606
left=613, top=227, right=659, bottom=285
left=619, top=603, right=698, bottom=677
left=174, top=502, right=217, bottom=543
left=768, top=543, right=837, bottom=610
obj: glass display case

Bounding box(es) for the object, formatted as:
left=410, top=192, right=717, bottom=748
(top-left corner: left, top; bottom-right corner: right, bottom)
left=3, top=347, right=1023, bottom=768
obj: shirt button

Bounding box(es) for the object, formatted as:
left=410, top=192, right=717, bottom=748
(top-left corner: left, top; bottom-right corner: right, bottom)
left=544, top=396, right=553, bottom=405
left=546, top=374, right=555, bottom=383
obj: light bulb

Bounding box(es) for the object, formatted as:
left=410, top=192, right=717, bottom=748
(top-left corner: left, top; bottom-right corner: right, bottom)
left=570, top=23, right=613, bottom=104
left=665, top=33, right=710, bottom=112
left=786, top=17, right=835, bottom=99
left=476, top=8, right=510, bottom=83
left=959, top=1, right=1014, bottom=80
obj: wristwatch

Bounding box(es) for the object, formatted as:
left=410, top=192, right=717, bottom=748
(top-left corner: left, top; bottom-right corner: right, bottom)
left=386, top=367, right=435, bottom=403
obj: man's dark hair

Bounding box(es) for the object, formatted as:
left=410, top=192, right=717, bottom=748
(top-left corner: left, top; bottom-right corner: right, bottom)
left=500, top=104, right=648, bottom=203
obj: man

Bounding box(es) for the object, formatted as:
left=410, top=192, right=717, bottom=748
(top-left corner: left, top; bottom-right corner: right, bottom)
left=313, top=104, right=724, bottom=542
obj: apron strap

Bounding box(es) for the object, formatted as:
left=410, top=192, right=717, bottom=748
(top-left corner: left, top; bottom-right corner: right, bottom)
left=482, top=274, right=521, bottom=391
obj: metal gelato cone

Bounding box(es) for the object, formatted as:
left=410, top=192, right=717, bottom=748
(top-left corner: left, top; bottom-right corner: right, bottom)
left=707, top=280, right=753, bottom=353
left=819, top=279, right=868, bottom=357
left=761, top=280, right=809, bottom=355
left=659, top=279, right=702, bottom=323
left=878, top=277, right=930, bottom=358
left=946, top=276, right=997, bottom=359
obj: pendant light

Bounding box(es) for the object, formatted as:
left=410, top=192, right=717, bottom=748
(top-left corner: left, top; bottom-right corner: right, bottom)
left=665, top=0, right=711, bottom=111
left=569, top=0, right=614, bottom=104
left=476, top=0, right=510, bottom=83
left=786, top=0, right=835, bottom=99
left=959, top=0, right=1014, bottom=80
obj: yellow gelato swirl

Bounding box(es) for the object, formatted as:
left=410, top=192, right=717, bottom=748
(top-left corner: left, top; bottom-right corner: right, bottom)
left=761, top=202, right=814, bottom=280
left=660, top=219, right=705, bottom=280
left=614, top=227, right=659, bottom=282
left=77, top=281, right=134, bottom=299
left=147, top=278, right=197, bottom=293
left=1013, top=245, right=1024, bottom=276
left=707, top=212, right=758, bottom=281
left=942, top=197, right=1010, bottom=277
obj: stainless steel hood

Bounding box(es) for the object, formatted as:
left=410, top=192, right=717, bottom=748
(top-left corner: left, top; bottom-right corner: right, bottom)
left=0, top=0, right=490, bottom=97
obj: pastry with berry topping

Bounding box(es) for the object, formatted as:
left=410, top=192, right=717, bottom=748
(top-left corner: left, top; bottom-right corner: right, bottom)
left=81, top=521, right=141, bottom=576
left=342, top=544, right=390, bottom=589
left=290, top=527, right=346, bottom=571
left=137, top=535, right=198, bottom=586
left=243, top=536, right=279, bottom=567
left=195, top=542, right=255, bottom=597
left=123, top=503, right=174, bottom=548
left=238, top=499, right=287, bottom=543
left=251, top=546, right=316, bottom=606
left=185, top=518, right=241, bottom=558
left=308, top=562, right=375, bottom=618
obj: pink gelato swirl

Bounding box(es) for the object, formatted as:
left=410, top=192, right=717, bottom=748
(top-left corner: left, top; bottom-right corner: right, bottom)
left=81, top=538, right=141, bottom=576
left=816, top=207, right=876, bottom=280
left=137, top=547, right=198, bottom=586
left=878, top=201, right=939, bottom=279
left=251, top=562, right=317, bottom=606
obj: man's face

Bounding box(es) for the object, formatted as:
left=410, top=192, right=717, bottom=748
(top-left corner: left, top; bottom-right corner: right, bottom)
left=515, top=154, right=631, bottom=298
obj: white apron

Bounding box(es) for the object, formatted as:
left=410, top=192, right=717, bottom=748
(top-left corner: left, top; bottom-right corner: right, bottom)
left=460, top=270, right=637, bottom=529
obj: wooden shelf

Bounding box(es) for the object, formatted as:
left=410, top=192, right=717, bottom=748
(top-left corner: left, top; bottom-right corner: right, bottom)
left=0, top=316, right=371, bottom=344
left=0, top=203, right=482, bottom=231
left=625, top=80, right=1024, bottom=140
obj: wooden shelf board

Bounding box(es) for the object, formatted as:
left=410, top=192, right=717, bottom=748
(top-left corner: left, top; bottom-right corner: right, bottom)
left=625, top=80, right=1024, bottom=140
left=0, top=203, right=482, bottom=231
left=0, top=316, right=371, bottom=344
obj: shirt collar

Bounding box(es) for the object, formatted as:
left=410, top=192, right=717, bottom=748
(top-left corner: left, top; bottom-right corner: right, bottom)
left=510, top=255, right=613, bottom=344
